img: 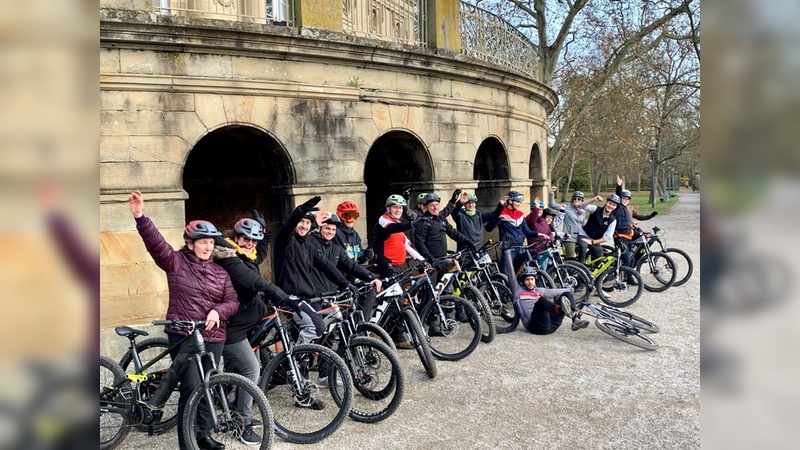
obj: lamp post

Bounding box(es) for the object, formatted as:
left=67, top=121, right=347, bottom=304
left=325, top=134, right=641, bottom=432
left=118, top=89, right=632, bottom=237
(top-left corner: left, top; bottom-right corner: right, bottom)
left=648, top=147, right=656, bottom=208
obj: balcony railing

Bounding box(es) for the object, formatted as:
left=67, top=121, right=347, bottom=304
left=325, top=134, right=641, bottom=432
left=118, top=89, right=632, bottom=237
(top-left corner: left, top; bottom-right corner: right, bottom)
left=459, top=2, right=538, bottom=80
left=342, top=0, right=428, bottom=47
left=152, top=0, right=294, bottom=26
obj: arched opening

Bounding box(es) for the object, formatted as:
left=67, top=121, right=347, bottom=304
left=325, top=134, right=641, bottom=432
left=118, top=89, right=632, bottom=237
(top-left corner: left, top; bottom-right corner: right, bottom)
left=473, top=136, right=510, bottom=210
left=183, top=125, right=295, bottom=280
left=363, top=130, right=433, bottom=243
left=529, top=143, right=543, bottom=199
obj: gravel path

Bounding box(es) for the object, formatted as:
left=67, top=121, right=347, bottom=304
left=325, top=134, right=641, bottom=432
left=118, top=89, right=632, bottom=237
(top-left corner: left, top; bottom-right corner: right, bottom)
left=114, top=192, right=700, bottom=450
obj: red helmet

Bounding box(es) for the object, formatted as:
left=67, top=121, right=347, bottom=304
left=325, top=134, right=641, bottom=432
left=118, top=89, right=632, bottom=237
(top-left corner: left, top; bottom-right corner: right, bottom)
left=336, top=201, right=360, bottom=220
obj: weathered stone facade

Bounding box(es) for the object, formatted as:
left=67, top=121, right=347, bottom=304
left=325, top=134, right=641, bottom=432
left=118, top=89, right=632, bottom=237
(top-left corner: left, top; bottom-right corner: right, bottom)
left=100, top=1, right=557, bottom=356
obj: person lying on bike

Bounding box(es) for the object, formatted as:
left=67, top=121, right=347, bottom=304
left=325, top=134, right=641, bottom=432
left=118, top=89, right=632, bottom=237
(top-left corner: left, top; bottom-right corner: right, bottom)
left=128, top=191, right=238, bottom=450
left=525, top=201, right=559, bottom=271
left=501, top=249, right=590, bottom=333
left=484, top=191, right=550, bottom=275
left=373, top=194, right=429, bottom=348
left=273, top=196, right=359, bottom=346
left=211, top=216, right=298, bottom=445
left=558, top=190, right=603, bottom=259
left=333, top=200, right=374, bottom=264
left=579, top=194, right=621, bottom=265
left=310, top=212, right=382, bottom=319
left=450, top=192, right=494, bottom=252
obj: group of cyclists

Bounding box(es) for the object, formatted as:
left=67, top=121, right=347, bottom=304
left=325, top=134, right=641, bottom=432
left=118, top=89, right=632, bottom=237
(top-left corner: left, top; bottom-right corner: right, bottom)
left=125, top=173, right=656, bottom=449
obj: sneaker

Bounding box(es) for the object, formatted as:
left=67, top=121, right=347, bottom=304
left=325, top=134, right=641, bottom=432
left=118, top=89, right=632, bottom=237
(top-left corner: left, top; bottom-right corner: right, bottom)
left=239, top=425, right=260, bottom=446
left=558, top=297, right=573, bottom=318
left=393, top=340, right=414, bottom=350
left=249, top=419, right=262, bottom=428
left=571, top=318, right=590, bottom=331
left=455, top=309, right=469, bottom=323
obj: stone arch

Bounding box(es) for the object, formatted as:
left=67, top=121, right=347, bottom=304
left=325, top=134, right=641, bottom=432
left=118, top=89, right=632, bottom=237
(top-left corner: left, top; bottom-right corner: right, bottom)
left=363, top=130, right=433, bottom=243
left=182, top=124, right=295, bottom=279
left=528, top=142, right=545, bottom=199
left=473, top=136, right=510, bottom=210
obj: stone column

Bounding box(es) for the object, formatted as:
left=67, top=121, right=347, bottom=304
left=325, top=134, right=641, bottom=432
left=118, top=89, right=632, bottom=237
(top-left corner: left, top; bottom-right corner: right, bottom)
left=426, top=0, right=462, bottom=52
left=294, top=0, right=343, bottom=31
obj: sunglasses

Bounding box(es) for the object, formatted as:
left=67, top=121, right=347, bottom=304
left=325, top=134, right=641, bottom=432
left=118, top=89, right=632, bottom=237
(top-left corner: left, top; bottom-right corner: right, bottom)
left=239, top=236, right=258, bottom=243
left=572, top=197, right=584, bottom=202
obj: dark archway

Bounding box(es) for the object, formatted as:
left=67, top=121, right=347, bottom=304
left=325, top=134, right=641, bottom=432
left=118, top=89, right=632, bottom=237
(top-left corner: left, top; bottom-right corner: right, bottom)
left=363, top=130, right=433, bottom=243
left=183, top=125, right=295, bottom=280
left=528, top=143, right=543, bottom=199
left=473, top=136, right=510, bottom=210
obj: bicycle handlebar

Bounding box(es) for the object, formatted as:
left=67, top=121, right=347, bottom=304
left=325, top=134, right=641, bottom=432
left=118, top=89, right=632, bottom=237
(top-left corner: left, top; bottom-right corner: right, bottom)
left=152, top=319, right=207, bottom=331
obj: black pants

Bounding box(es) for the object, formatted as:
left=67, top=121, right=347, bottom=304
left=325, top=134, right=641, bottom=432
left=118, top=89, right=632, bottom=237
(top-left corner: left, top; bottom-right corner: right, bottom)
left=525, top=292, right=576, bottom=335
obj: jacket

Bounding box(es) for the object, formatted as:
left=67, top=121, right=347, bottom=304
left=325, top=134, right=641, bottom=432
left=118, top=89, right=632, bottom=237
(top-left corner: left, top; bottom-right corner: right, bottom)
left=412, top=211, right=472, bottom=261
left=525, top=212, right=554, bottom=251
left=333, top=225, right=367, bottom=263
left=450, top=202, right=492, bottom=250
left=583, top=206, right=617, bottom=242
left=374, top=213, right=415, bottom=267
left=309, top=232, right=375, bottom=293
left=484, top=203, right=541, bottom=247
left=135, top=216, right=238, bottom=343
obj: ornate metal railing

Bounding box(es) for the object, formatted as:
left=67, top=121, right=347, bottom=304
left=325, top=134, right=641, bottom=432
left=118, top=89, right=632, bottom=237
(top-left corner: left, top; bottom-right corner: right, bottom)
left=342, top=0, right=428, bottom=47
left=459, top=2, right=538, bottom=80
left=152, top=0, right=294, bottom=26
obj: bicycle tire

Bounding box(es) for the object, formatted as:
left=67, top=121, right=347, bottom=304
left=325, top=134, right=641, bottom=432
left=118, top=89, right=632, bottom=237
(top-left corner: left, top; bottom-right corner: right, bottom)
left=117, top=337, right=178, bottom=434
left=184, top=372, right=274, bottom=450
left=596, top=266, right=644, bottom=308
left=547, top=263, right=592, bottom=305
left=419, top=295, right=482, bottom=361
left=665, top=247, right=694, bottom=287
left=356, top=322, right=396, bottom=351
left=480, top=281, right=518, bottom=334
left=343, top=336, right=405, bottom=423
left=402, top=308, right=438, bottom=379
left=535, top=268, right=555, bottom=288
left=598, top=305, right=660, bottom=333
left=594, top=318, right=658, bottom=350
left=100, top=356, right=130, bottom=450
left=259, top=344, right=352, bottom=444
left=461, top=284, right=496, bottom=343
left=635, top=251, right=677, bottom=292
left=561, top=260, right=594, bottom=283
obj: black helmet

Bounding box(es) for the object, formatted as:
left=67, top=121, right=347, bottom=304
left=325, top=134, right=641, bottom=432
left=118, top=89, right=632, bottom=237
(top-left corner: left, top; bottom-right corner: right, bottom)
left=423, top=193, right=441, bottom=206
left=184, top=220, right=222, bottom=240
left=607, top=194, right=621, bottom=204
left=517, top=266, right=537, bottom=284
left=302, top=211, right=317, bottom=223
left=234, top=218, right=264, bottom=240
left=507, top=191, right=524, bottom=202
left=543, top=208, right=559, bottom=217
left=320, top=213, right=342, bottom=227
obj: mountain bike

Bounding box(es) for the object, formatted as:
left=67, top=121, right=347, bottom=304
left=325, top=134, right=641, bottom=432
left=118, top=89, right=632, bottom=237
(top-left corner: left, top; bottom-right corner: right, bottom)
left=531, top=236, right=593, bottom=304
left=99, top=320, right=274, bottom=450
left=466, top=240, right=517, bottom=334
left=629, top=227, right=678, bottom=292
left=438, top=249, right=496, bottom=343
left=645, top=226, right=694, bottom=287
left=582, top=245, right=644, bottom=308
left=252, top=305, right=353, bottom=444
left=117, top=336, right=176, bottom=434
left=576, top=300, right=659, bottom=350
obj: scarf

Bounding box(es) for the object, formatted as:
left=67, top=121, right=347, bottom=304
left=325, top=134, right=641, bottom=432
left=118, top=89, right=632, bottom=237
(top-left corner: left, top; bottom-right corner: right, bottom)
left=225, top=237, right=257, bottom=261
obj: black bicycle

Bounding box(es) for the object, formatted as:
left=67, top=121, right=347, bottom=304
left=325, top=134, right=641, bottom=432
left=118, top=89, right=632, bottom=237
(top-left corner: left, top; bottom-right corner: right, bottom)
left=99, top=319, right=274, bottom=450
left=576, top=301, right=660, bottom=350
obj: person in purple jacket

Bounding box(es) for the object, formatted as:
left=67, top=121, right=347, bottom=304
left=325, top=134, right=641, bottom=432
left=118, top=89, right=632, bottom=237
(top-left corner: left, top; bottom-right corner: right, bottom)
left=129, top=191, right=238, bottom=450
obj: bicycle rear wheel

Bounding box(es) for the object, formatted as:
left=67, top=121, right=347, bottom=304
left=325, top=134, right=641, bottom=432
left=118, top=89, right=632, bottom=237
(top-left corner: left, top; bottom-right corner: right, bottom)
left=461, top=284, right=496, bottom=343
left=665, top=248, right=694, bottom=287
left=100, top=356, right=130, bottom=450
left=419, top=295, right=482, bottom=361
left=596, top=267, right=643, bottom=308
left=356, top=322, right=396, bottom=351
left=636, top=251, right=677, bottom=292
left=343, top=336, right=405, bottom=423
left=259, top=344, right=352, bottom=444
left=594, top=319, right=658, bottom=350
left=117, top=337, right=178, bottom=433
left=598, top=305, right=660, bottom=333
left=184, top=372, right=274, bottom=450
left=480, top=281, right=518, bottom=334
left=548, top=263, right=592, bottom=304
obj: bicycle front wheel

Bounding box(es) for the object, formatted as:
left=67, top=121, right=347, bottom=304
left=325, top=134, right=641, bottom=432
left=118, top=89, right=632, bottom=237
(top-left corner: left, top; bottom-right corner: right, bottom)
left=461, top=284, right=496, bottom=343
left=594, top=319, right=658, bottom=350
left=184, top=372, right=274, bottom=450
left=356, top=321, right=396, bottom=351
left=419, top=295, right=482, bottom=361
left=259, top=344, right=352, bottom=444
left=480, top=281, right=518, bottom=334
left=665, top=247, right=694, bottom=287
left=344, top=336, right=405, bottom=423
left=100, top=356, right=130, bottom=450
left=636, top=251, right=677, bottom=292
left=401, top=308, right=437, bottom=379
left=598, top=305, right=660, bottom=333
left=596, top=267, right=644, bottom=308
left=548, top=263, right=592, bottom=305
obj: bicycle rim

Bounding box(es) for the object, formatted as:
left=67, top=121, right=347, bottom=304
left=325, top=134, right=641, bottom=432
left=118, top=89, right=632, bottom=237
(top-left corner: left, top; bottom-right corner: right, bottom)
left=420, top=295, right=482, bottom=361
left=596, top=267, right=643, bottom=308
left=99, top=356, right=130, bottom=450
left=402, top=308, right=438, bottom=379
left=637, top=251, right=677, bottom=293
left=356, top=322, right=396, bottom=351
left=345, top=336, right=405, bottom=423
left=550, top=264, right=592, bottom=304
left=462, top=284, right=495, bottom=343
left=599, top=305, right=660, bottom=333
left=666, top=248, right=694, bottom=287
left=594, top=319, right=658, bottom=350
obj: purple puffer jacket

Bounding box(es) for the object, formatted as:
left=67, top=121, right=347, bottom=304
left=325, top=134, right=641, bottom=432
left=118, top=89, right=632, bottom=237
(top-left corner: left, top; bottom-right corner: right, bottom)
left=136, top=216, right=238, bottom=343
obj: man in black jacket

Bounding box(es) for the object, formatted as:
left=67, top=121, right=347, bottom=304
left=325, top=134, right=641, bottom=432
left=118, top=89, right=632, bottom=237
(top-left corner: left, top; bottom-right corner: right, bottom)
left=413, top=193, right=478, bottom=264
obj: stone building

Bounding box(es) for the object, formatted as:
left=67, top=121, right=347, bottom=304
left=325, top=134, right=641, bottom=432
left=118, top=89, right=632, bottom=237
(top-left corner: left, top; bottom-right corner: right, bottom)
left=100, top=0, right=557, bottom=354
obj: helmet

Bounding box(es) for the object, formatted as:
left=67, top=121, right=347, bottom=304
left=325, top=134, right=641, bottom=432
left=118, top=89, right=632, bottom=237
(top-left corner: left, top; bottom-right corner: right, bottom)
left=507, top=191, right=524, bottom=202
left=234, top=218, right=264, bottom=240
left=572, top=190, right=585, bottom=200
left=336, top=201, right=360, bottom=219
left=416, top=193, right=428, bottom=203
left=184, top=220, right=222, bottom=240
left=386, top=195, right=407, bottom=207
left=301, top=211, right=317, bottom=223
left=620, top=189, right=632, bottom=199
left=422, top=193, right=441, bottom=206
left=517, top=266, right=537, bottom=284
left=467, top=193, right=478, bottom=203
left=320, top=213, right=342, bottom=227
left=543, top=208, right=559, bottom=217
left=530, top=200, right=545, bottom=209
left=607, top=194, right=621, bottom=204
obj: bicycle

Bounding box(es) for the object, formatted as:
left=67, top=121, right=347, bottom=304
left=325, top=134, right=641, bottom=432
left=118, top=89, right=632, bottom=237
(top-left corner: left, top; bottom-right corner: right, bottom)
left=438, top=249, right=496, bottom=343
left=581, top=244, right=644, bottom=308
left=645, top=226, right=694, bottom=287
left=251, top=305, right=353, bottom=444
left=576, top=300, right=660, bottom=350
left=117, top=336, right=176, bottom=434
left=465, top=240, right=517, bottom=334
left=99, top=319, right=274, bottom=450
left=531, top=236, right=593, bottom=305
left=629, top=227, right=678, bottom=292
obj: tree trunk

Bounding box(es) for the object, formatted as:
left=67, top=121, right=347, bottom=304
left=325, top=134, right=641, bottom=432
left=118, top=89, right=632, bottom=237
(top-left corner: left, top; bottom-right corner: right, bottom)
left=561, top=148, right=577, bottom=202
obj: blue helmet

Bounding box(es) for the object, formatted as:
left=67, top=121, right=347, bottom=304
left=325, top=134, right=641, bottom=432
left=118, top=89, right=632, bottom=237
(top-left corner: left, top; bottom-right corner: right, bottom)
left=607, top=194, right=621, bottom=204
left=507, top=191, right=524, bottom=202
left=621, top=189, right=632, bottom=199
left=234, top=218, right=264, bottom=240
left=184, top=220, right=222, bottom=240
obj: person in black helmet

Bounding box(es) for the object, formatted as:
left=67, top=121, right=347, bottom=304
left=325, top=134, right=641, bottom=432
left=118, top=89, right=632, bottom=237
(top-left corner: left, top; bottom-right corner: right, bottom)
left=412, top=192, right=477, bottom=264
left=614, top=175, right=659, bottom=268
left=580, top=194, right=621, bottom=263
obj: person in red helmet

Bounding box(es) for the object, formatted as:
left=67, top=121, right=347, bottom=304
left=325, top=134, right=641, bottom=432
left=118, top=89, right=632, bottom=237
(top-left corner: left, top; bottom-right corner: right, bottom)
left=332, top=200, right=374, bottom=264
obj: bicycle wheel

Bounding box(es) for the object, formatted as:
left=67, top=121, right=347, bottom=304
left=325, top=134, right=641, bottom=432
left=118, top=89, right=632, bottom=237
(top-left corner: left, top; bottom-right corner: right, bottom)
left=117, top=337, right=178, bottom=434
left=100, top=356, right=130, bottom=450
left=419, top=295, right=482, bottom=361
left=461, top=284, right=496, bottom=343
left=480, top=281, right=518, bottom=334
left=598, top=305, right=660, bottom=333
left=343, top=336, right=405, bottom=423
left=401, top=308, right=437, bottom=379
left=594, top=319, right=658, bottom=350
left=562, top=260, right=594, bottom=283
left=548, top=263, right=592, bottom=305
left=596, top=267, right=643, bottom=308
left=535, top=268, right=555, bottom=288
left=184, top=372, right=274, bottom=450
left=259, top=344, right=352, bottom=444
left=635, top=251, right=677, bottom=293
left=665, top=248, right=694, bottom=287
left=356, top=322, right=396, bottom=351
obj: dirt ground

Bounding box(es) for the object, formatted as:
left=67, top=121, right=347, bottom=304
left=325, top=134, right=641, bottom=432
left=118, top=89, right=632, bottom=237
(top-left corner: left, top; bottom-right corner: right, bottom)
left=115, top=191, right=700, bottom=450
